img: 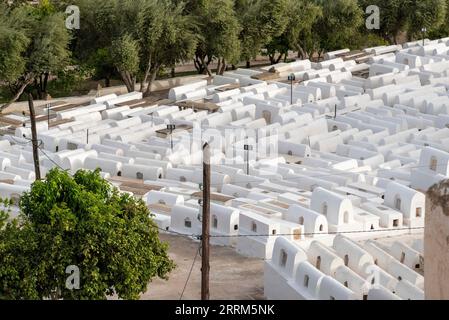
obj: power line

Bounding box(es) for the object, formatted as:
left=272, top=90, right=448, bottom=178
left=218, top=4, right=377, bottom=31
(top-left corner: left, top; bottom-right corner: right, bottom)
left=155, top=225, right=424, bottom=240
left=156, top=226, right=200, bottom=239
left=179, top=243, right=201, bottom=301
left=37, top=146, right=66, bottom=172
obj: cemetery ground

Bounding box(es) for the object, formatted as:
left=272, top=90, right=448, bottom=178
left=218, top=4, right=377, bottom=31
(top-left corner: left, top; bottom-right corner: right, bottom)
left=139, top=233, right=265, bottom=300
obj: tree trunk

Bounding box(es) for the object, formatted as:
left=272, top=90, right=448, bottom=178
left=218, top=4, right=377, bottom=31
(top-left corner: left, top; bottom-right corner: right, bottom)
left=200, top=55, right=212, bottom=76
left=28, top=94, right=41, bottom=181
left=216, top=58, right=221, bottom=76
left=120, top=71, right=135, bottom=92
left=42, top=72, right=49, bottom=99
left=219, top=58, right=226, bottom=75
left=171, top=67, right=176, bottom=78
left=275, top=53, right=283, bottom=64
left=0, top=77, right=33, bottom=113
left=34, top=78, right=42, bottom=100
left=145, top=65, right=160, bottom=97
left=105, top=76, right=110, bottom=87
left=141, top=54, right=153, bottom=92
left=246, top=60, right=251, bottom=68
left=298, top=46, right=307, bottom=60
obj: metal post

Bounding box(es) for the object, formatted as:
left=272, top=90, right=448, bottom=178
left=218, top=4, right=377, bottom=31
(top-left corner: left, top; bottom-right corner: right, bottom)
left=244, top=144, right=252, bottom=175
left=290, top=78, right=293, bottom=105
left=201, top=142, right=210, bottom=300
left=422, top=27, right=427, bottom=46
left=288, top=73, right=295, bottom=105
left=167, top=124, right=175, bottom=151
left=47, top=103, right=50, bottom=127
left=86, top=129, right=89, bottom=144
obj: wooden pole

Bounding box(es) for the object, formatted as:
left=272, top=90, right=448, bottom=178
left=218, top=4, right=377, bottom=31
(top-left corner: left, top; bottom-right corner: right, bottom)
left=201, top=142, right=210, bottom=300
left=28, top=94, right=41, bottom=180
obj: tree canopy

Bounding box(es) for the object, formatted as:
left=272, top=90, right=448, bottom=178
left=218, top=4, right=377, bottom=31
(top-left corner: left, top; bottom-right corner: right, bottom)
left=0, top=169, right=174, bottom=300
left=2, top=0, right=449, bottom=102
left=0, top=1, right=70, bottom=110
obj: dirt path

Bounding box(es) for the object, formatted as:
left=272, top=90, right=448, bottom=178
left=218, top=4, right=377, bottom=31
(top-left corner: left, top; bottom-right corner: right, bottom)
left=140, top=234, right=265, bottom=300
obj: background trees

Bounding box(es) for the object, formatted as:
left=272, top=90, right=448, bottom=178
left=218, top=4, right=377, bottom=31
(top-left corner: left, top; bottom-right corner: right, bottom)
left=2, top=0, right=449, bottom=105
left=360, top=0, right=447, bottom=44
left=0, top=169, right=174, bottom=300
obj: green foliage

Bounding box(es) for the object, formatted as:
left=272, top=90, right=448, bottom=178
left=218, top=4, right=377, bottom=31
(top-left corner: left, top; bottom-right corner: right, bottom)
left=0, top=7, right=29, bottom=83
left=138, top=0, right=198, bottom=93
left=70, top=0, right=197, bottom=93
left=0, top=169, right=174, bottom=300
left=0, top=198, right=12, bottom=230
left=111, top=34, right=140, bottom=77
left=314, top=0, right=364, bottom=54
left=408, top=0, right=447, bottom=39
left=360, top=0, right=447, bottom=43
left=265, top=0, right=322, bottom=62
left=194, top=0, right=241, bottom=75
left=236, top=0, right=291, bottom=64
left=4, top=0, right=449, bottom=102
left=0, top=1, right=71, bottom=107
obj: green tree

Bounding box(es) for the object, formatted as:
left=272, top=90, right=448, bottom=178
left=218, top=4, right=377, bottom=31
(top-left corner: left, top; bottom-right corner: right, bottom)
left=236, top=0, right=290, bottom=67
left=138, top=0, right=198, bottom=95
left=359, top=0, right=447, bottom=44
left=67, top=0, right=122, bottom=88
left=0, top=169, right=174, bottom=300
left=407, top=0, right=447, bottom=41
left=193, top=0, right=241, bottom=75
left=0, top=4, right=29, bottom=85
left=312, top=0, right=364, bottom=57
left=265, top=0, right=322, bottom=62
left=110, top=34, right=140, bottom=93
left=429, top=0, right=449, bottom=39
left=0, top=2, right=70, bottom=111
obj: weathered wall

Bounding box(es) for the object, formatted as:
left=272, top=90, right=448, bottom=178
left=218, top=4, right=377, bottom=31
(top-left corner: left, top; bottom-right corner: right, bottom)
left=425, top=181, right=449, bottom=300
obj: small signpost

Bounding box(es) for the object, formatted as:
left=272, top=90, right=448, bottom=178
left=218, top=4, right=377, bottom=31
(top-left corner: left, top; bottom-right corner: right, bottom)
left=167, top=124, right=176, bottom=150
left=244, top=144, right=253, bottom=175
left=288, top=73, right=296, bottom=105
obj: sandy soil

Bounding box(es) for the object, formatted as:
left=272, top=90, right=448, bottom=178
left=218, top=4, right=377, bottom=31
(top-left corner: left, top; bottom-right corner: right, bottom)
left=140, top=233, right=265, bottom=300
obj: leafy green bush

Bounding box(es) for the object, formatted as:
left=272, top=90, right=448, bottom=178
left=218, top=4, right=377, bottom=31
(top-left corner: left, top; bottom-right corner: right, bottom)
left=0, top=168, right=174, bottom=300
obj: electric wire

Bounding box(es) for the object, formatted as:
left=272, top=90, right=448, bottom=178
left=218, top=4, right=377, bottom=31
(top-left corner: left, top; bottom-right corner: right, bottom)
left=179, top=243, right=201, bottom=301
left=155, top=225, right=424, bottom=240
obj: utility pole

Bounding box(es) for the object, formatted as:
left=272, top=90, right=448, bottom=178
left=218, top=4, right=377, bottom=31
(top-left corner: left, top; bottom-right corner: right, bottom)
left=201, top=142, right=210, bottom=300
left=28, top=94, right=41, bottom=180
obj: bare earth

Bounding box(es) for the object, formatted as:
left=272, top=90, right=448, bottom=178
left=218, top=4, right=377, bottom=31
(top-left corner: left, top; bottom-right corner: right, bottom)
left=140, top=234, right=265, bottom=300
